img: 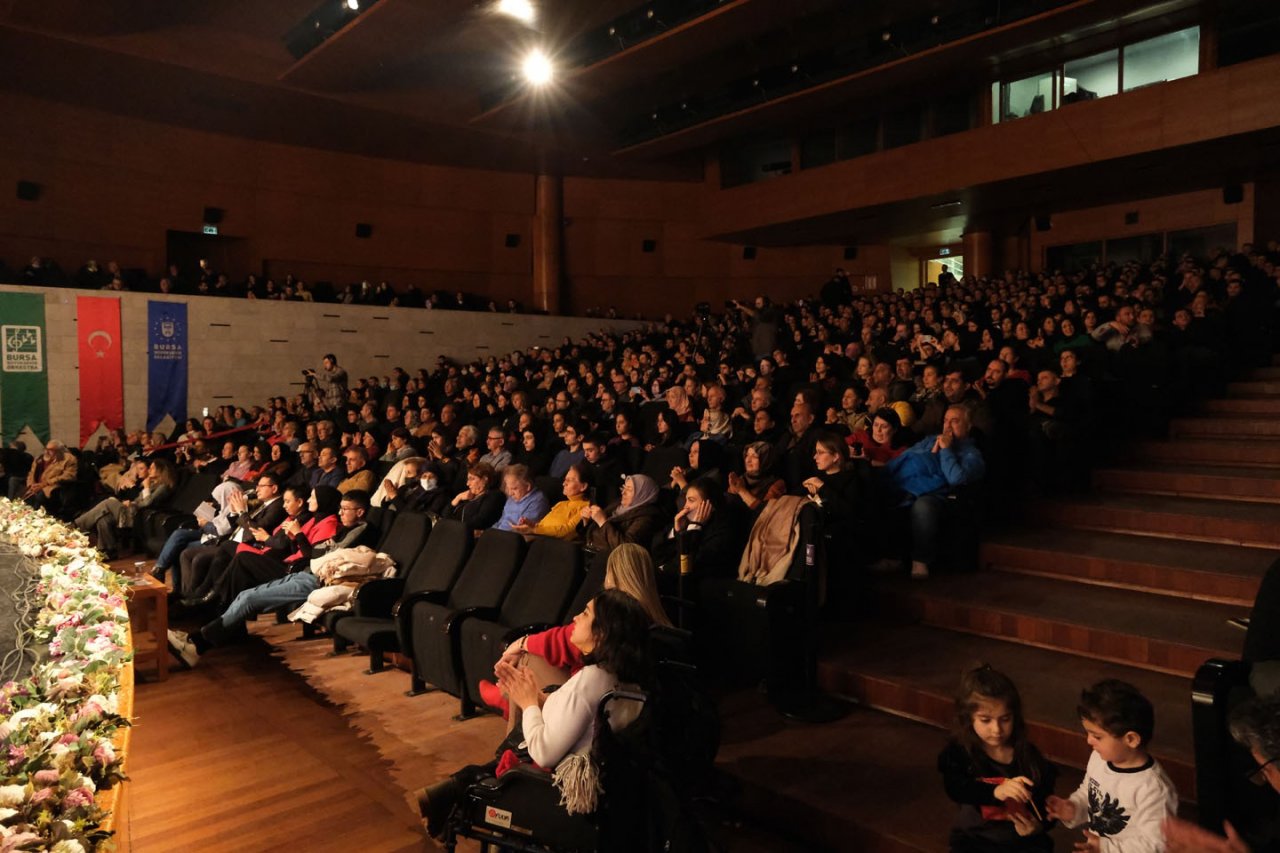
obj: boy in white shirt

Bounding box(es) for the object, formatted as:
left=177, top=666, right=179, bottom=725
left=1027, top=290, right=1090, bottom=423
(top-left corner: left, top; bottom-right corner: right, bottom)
left=1047, top=679, right=1178, bottom=852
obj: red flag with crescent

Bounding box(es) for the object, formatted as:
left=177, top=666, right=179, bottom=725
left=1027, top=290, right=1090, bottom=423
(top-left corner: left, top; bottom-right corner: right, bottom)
left=77, top=296, right=124, bottom=446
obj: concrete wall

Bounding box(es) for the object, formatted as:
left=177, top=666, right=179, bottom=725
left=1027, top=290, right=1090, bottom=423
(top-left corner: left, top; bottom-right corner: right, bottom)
left=0, top=284, right=642, bottom=446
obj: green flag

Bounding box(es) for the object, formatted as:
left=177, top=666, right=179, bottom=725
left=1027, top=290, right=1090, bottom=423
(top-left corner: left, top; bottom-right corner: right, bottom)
left=0, top=292, right=51, bottom=443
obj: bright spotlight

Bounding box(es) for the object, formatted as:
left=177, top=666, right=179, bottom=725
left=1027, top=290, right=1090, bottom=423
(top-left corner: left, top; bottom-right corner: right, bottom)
left=496, top=0, right=536, bottom=24
left=522, top=49, right=553, bottom=86
left=345, top=0, right=359, bottom=10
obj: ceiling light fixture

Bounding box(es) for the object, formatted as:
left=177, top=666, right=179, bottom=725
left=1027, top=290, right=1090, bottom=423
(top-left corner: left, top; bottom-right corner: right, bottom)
left=345, top=0, right=359, bottom=10
left=522, top=48, right=554, bottom=86
left=496, top=0, right=536, bottom=24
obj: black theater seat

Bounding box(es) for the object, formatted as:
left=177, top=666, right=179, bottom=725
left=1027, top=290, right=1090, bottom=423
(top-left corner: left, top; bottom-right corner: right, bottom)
left=332, top=518, right=470, bottom=673
left=403, top=529, right=526, bottom=698
left=455, top=538, right=584, bottom=718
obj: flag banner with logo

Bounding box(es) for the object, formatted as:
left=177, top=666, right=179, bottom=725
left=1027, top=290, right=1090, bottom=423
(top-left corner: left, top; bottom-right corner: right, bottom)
left=0, top=292, right=51, bottom=443
left=146, top=301, right=188, bottom=431
left=77, top=296, right=124, bottom=446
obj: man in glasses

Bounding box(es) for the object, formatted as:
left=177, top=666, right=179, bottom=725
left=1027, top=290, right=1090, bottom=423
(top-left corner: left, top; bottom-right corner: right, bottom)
left=1165, top=694, right=1280, bottom=851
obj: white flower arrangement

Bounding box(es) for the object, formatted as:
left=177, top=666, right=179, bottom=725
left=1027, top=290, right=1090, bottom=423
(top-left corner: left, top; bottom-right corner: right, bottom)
left=0, top=500, right=131, bottom=851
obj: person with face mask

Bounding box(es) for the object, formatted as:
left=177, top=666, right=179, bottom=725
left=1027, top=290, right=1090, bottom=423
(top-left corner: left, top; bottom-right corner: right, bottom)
left=381, top=459, right=449, bottom=515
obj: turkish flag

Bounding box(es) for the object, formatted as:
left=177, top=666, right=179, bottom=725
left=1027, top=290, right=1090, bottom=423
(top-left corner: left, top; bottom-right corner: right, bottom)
left=78, top=296, right=124, bottom=446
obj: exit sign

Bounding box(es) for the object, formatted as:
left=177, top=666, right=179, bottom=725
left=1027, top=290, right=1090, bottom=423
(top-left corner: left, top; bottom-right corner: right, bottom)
left=202, top=225, right=219, bottom=235
left=938, top=248, right=951, bottom=256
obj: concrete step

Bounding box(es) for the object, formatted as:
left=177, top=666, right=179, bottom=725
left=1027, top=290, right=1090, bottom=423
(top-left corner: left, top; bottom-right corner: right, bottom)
left=1228, top=380, right=1280, bottom=396
left=1131, top=438, right=1280, bottom=469
left=1031, top=493, right=1280, bottom=548
left=1203, top=397, right=1280, bottom=415
left=1171, top=416, right=1280, bottom=440
left=871, top=573, right=1242, bottom=677
left=817, top=623, right=1197, bottom=801
left=981, top=527, right=1272, bottom=606
left=718, top=693, right=1084, bottom=852
left=1094, top=464, right=1280, bottom=504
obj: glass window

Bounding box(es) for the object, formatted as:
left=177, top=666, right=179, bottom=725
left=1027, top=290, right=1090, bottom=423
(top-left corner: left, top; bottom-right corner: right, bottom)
left=933, top=93, right=973, bottom=137
left=1105, top=233, right=1162, bottom=265
left=720, top=138, right=792, bottom=188
left=1064, top=49, right=1118, bottom=104
left=836, top=116, right=880, bottom=160
left=1045, top=241, right=1102, bottom=273
left=1167, top=223, right=1237, bottom=260
left=883, top=105, right=923, bottom=149
left=1001, top=72, right=1056, bottom=121
left=1123, top=27, right=1200, bottom=92
left=800, top=132, right=837, bottom=170
left=990, top=82, right=1000, bottom=124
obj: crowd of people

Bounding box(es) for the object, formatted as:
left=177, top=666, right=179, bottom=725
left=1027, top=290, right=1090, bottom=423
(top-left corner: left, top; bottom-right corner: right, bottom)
left=4, top=237, right=1280, bottom=850
left=1, top=254, right=555, bottom=314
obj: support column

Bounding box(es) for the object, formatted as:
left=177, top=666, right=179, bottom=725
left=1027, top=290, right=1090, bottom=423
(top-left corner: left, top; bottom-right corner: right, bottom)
left=962, top=229, right=993, bottom=280
left=532, top=174, right=563, bottom=315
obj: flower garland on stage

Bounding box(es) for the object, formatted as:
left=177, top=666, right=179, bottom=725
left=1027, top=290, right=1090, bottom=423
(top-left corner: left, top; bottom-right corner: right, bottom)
left=0, top=500, right=130, bottom=852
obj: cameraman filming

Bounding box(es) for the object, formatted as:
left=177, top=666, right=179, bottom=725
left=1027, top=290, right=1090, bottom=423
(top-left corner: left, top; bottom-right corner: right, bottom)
left=304, top=354, right=347, bottom=413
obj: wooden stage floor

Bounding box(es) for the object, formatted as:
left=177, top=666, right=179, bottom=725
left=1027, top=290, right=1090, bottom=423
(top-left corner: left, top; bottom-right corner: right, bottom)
left=125, top=619, right=505, bottom=852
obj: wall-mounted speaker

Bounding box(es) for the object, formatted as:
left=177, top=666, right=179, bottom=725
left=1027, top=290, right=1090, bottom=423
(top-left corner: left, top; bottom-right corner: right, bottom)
left=1034, top=215, right=1051, bottom=232
left=355, top=223, right=373, bottom=239
left=1223, top=184, right=1244, bottom=205
left=16, top=180, right=41, bottom=202
left=503, top=233, right=521, bottom=248
left=843, top=246, right=858, bottom=261
left=203, top=206, right=225, bottom=225
left=742, top=246, right=758, bottom=260
left=641, top=239, right=657, bottom=253
left=1124, top=211, right=1139, bottom=225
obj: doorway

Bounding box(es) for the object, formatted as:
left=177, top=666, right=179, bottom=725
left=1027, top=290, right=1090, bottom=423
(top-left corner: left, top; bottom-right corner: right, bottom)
left=924, top=254, right=964, bottom=284
left=166, top=230, right=253, bottom=283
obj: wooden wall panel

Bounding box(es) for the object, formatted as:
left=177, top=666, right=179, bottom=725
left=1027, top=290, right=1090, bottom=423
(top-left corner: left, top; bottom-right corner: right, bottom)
left=701, top=53, right=1280, bottom=241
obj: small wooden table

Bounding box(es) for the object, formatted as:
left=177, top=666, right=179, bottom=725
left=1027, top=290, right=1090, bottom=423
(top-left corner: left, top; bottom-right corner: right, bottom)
left=123, top=572, right=169, bottom=682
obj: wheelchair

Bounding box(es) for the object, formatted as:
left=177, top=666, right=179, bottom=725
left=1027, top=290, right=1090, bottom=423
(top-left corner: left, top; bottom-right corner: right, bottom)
left=442, top=651, right=717, bottom=853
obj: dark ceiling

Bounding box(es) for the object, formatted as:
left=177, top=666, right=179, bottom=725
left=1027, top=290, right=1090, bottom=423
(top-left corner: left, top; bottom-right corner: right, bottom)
left=1, top=0, right=1213, bottom=181
left=3, top=0, right=1276, bottom=248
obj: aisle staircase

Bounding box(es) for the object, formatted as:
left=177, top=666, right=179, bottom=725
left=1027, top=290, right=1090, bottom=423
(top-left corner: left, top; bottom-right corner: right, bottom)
left=717, top=356, right=1280, bottom=851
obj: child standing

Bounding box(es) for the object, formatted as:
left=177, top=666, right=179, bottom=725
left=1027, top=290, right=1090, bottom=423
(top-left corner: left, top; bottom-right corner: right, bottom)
left=1047, top=679, right=1178, bottom=852
left=938, top=664, right=1059, bottom=852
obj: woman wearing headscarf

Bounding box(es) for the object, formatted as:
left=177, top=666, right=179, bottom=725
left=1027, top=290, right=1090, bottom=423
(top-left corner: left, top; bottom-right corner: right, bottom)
left=669, top=438, right=728, bottom=493
left=725, top=441, right=785, bottom=516
left=578, top=473, right=665, bottom=555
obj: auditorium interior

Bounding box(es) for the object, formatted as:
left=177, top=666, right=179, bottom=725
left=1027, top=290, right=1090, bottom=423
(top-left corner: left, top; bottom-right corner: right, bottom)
left=3, top=0, right=1280, bottom=850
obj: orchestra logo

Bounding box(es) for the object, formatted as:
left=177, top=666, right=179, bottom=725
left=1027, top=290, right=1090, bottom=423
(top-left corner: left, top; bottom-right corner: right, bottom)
left=1, top=325, right=43, bottom=373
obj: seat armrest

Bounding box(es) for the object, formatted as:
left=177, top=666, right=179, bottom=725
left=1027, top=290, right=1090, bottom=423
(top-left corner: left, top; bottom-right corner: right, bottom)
left=393, top=589, right=450, bottom=653
left=445, top=606, right=500, bottom=692
left=445, top=606, right=501, bottom=635
left=354, top=578, right=406, bottom=618
left=501, top=623, right=557, bottom=645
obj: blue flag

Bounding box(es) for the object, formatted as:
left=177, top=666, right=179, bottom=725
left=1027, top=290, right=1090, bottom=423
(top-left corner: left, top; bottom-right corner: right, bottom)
left=146, top=301, right=188, bottom=430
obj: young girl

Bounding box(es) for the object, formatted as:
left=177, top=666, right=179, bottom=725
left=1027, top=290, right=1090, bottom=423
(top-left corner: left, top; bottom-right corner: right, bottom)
left=937, top=664, right=1058, bottom=852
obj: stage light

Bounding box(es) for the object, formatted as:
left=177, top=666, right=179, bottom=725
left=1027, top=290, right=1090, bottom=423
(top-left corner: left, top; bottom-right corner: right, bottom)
left=522, top=49, right=554, bottom=86
left=345, top=0, right=359, bottom=10
left=497, top=0, right=536, bottom=24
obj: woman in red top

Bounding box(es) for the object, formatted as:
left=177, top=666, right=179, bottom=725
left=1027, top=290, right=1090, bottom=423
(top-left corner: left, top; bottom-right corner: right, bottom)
left=477, top=543, right=670, bottom=728
left=212, top=486, right=342, bottom=605
left=846, top=407, right=909, bottom=466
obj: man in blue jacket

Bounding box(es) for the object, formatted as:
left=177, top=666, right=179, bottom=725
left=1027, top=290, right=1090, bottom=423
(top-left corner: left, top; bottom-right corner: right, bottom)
left=884, top=404, right=985, bottom=580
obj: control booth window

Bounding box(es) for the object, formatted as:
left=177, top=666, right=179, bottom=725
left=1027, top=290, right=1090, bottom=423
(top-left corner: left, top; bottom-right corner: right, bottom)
left=1123, top=27, right=1200, bottom=92
left=1063, top=49, right=1118, bottom=104
left=1000, top=71, right=1057, bottom=122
